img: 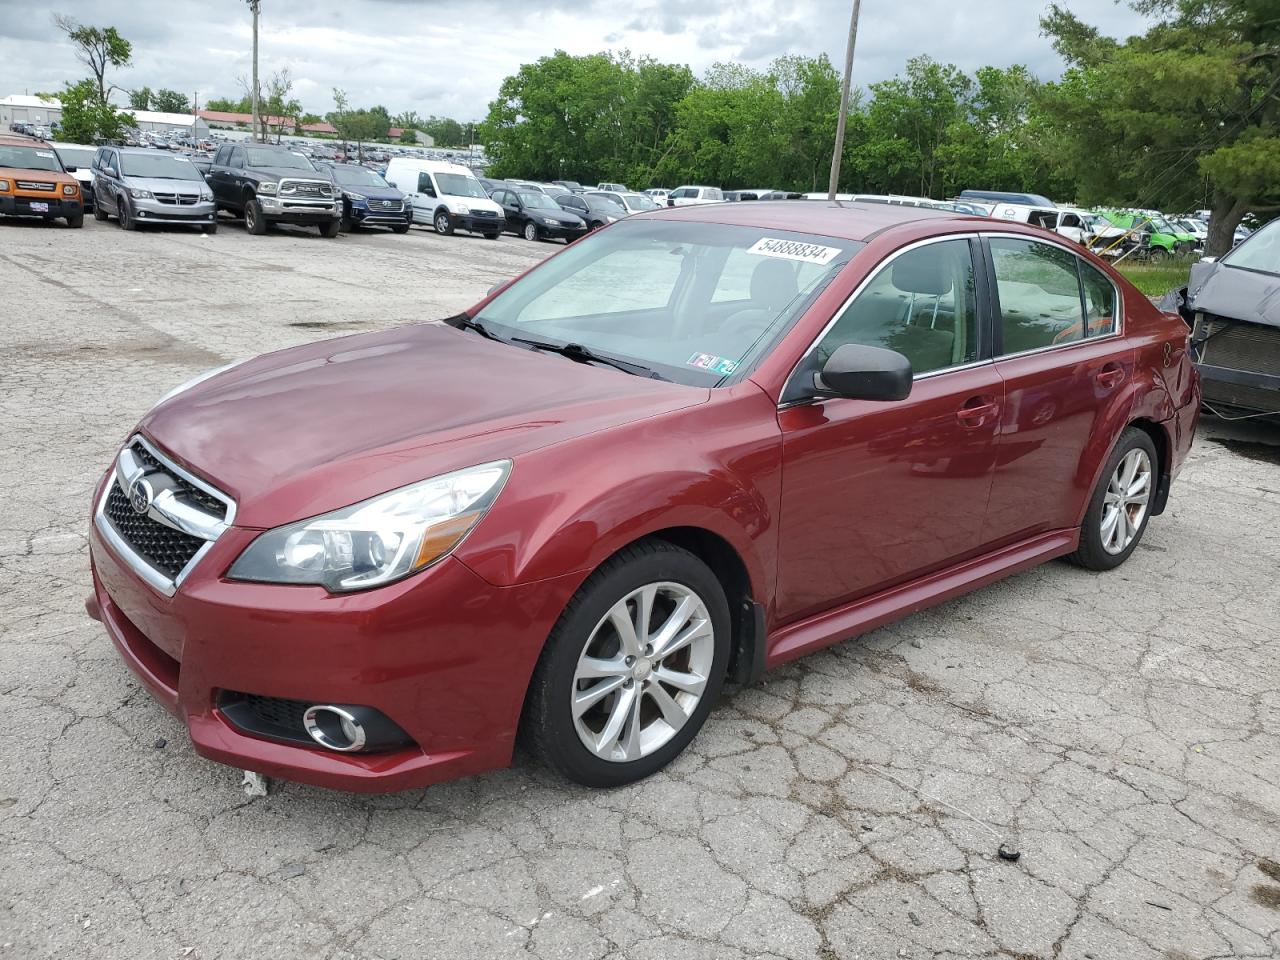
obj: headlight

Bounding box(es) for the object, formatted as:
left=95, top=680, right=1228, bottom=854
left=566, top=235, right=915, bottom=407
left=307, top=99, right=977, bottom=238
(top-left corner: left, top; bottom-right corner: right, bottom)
left=346, top=192, right=367, bottom=201
left=62, top=184, right=77, bottom=196
left=258, top=181, right=278, bottom=195
left=454, top=202, right=471, bottom=215
left=129, top=188, right=152, bottom=199
left=0, top=179, right=9, bottom=191
left=152, top=359, right=246, bottom=408
left=200, top=189, right=213, bottom=202
left=228, top=461, right=512, bottom=592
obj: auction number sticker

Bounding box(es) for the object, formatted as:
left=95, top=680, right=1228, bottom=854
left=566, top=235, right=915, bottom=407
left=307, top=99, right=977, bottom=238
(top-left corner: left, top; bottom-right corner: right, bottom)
left=747, top=237, right=841, bottom=265
left=36, top=151, right=55, bottom=158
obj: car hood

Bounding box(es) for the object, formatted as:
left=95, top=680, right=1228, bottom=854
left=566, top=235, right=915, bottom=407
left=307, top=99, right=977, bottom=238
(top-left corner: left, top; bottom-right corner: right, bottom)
left=539, top=208, right=585, bottom=225
left=0, top=165, right=76, bottom=186
left=124, top=176, right=207, bottom=194
left=140, top=322, right=707, bottom=528
left=343, top=185, right=403, bottom=201
left=1187, top=261, right=1280, bottom=329
left=249, top=165, right=331, bottom=182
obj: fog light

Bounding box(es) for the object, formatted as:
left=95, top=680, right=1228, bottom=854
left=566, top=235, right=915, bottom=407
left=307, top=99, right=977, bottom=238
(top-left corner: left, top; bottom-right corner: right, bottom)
left=302, top=704, right=366, bottom=752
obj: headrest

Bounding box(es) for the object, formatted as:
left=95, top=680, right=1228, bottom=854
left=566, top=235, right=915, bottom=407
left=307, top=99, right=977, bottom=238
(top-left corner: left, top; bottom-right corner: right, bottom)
left=892, top=250, right=953, bottom=296
left=750, top=257, right=800, bottom=310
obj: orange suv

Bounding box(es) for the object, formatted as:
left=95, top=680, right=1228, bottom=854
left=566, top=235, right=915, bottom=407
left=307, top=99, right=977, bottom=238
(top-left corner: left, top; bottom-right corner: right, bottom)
left=0, top=136, right=83, bottom=227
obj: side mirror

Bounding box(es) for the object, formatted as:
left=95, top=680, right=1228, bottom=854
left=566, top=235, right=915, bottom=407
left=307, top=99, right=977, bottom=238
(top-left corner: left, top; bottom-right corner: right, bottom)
left=816, top=344, right=913, bottom=401
left=64, top=165, right=77, bottom=173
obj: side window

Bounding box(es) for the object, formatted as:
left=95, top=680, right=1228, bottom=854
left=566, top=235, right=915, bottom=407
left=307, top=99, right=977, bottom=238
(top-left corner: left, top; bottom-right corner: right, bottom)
left=1060, top=213, right=1082, bottom=229
left=213, top=145, right=228, bottom=166
left=417, top=172, right=435, bottom=195
left=814, top=239, right=979, bottom=377
left=230, top=148, right=244, bottom=169
left=671, top=188, right=691, bottom=199
left=990, top=238, right=1085, bottom=354
left=1079, top=260, right=1119, bottom=337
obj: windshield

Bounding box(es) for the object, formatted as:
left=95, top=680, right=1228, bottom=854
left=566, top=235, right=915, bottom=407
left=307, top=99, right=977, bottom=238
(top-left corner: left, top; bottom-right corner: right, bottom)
left=475, top=219, right=862, bottom=386
left=435, top=172, right=488, bottom=199
left=246, top=148, right=314, bottom=170
left=1223, top=218, right=1280, bottom=276
left=0, top=145, right=62, bottom=172
left=622, top=194, right=658, bottom=211
left=120, top=153, right=204, bottom=180
left=54, top=147, right=94, bottom=168
left=332, top=165, right=389, bottom=188
left=521, top=192, right=559, bottom=210
left=1147, top=215, right=1176, bottom=234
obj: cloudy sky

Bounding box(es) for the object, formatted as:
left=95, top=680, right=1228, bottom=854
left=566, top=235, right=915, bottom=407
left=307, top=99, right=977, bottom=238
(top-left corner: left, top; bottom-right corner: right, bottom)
left=0, top=0, right=1150, bottom=121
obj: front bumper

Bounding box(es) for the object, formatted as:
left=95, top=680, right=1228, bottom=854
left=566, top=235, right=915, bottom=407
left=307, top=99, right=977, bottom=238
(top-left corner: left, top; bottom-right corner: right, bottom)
left=351, top=202, right=411, bottom=227
left=131, top=196, right=217, bottom=226
left=534, top=220, right=588, bottom=240
left=0, top=195, right=80, bottom=218
left=260, top=196, right=339, bottom=222
left=454, top=212, right=504, bottom=233
left=86, top=469, right=580, bottom=792
left=1197, top=363, right=1280, bottom=416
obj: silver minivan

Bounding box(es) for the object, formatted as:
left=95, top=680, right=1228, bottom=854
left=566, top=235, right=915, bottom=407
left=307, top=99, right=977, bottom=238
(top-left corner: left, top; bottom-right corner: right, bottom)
left=91, top=147, right=218, bottom=232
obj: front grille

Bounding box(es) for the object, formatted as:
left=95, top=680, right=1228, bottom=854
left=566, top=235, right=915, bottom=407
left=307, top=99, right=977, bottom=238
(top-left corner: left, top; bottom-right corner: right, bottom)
left=367, top=199, right=403, bottom=212
left=130, top=442, right=226, bottom=516
left=103, top=483, right=205, bottom=577
left=16, top=180, right=56, bottom=191
left=471, top=209, right=498, bottom=219
left=218, top=691, right=314, bottom=746
left=152, top=192, right=200, bottom=206
left=1197, top=315, right=1280, bottom=377
left=280, top=179, right=333, bottom=198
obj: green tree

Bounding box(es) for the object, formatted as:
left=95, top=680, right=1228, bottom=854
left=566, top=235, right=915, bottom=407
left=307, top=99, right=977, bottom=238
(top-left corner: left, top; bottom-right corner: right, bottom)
left=51, top=15, right=132, bottom=102
left=43, top=79, right=134, bottom=142
left=206, top=95, right=252, bottom=113
left=128, top=86, right=151, bottom=110
left=151, top=88, right=190, bottom=113
left=1040, top=0, right=1280, bottom=255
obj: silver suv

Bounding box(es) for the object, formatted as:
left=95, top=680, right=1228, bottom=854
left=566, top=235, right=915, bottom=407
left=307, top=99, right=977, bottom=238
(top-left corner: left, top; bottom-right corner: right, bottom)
left=92, top=147, right=217, bottom=233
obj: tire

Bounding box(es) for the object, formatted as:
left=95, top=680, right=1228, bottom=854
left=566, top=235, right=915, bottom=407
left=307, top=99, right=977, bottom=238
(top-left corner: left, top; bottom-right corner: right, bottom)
left=484, top=232, right=500, bottom=240
left=66, top=212, right=84, bottom=228
left=1068, top=427, right=1158, bottom=571
left=1148, top=246, right=1170, bottom=263
left=434, top=210, right=454, bottom=235
left=319, top=219, right=341, bottom=238
left=93, top=202, right=107, bottom=222
left=522, top=539, right=731, bottom=788
left=340, top=209, right=353, bottom=232
left=392, top=223, right=410, bottom=235
left=523, top=221, right=539, bottom=242
left=118, top=196, right=136, bottom=231
left=201, top=221, right=218, bottom=235
left=245, top=197, right=267, bottom=235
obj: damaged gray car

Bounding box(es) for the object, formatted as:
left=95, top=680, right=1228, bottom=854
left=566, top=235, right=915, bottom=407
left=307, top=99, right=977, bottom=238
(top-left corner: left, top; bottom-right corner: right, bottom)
left=1166, top=217, right=1280, bottom=421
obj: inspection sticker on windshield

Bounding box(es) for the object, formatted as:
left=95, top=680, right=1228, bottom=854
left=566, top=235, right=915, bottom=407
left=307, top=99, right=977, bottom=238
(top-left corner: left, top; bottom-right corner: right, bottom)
left=687, top=352, right=738, bottom=375
left=747, top=237, right=841, bottom=265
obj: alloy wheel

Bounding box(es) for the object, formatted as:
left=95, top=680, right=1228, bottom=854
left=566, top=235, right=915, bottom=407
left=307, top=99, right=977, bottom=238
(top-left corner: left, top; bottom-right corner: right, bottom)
left=1101, top=448, right=1151, bottom=554
left=524, top=222, right=538, bottom=241
left=571, top=582, right=714, bottom=763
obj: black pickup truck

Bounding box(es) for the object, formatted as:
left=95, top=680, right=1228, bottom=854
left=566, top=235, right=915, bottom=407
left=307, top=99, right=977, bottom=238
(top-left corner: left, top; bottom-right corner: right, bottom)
left=206, top=142, right=341, bottom=237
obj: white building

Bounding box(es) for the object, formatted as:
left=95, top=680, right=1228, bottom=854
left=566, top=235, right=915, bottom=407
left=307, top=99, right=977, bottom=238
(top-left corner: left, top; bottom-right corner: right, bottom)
left=2, top=94, right=208, bottom=138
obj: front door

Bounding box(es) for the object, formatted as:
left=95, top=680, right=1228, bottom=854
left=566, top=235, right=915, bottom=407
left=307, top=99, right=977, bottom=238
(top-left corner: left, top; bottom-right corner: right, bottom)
left=980, top=236, right=1135, bottom=547
left=775, top=237, right=1003, bottom=624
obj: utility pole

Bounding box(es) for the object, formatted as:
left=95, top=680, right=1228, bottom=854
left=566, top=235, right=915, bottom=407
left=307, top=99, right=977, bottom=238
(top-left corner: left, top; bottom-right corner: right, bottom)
left=827, top=0, right=862, bottom=201
left=248, top=0, right=261, bottom=143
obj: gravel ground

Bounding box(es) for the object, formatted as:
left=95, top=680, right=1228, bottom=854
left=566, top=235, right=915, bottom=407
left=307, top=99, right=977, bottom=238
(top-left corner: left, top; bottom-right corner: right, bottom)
left=2, top=215, right=1279, bottom=960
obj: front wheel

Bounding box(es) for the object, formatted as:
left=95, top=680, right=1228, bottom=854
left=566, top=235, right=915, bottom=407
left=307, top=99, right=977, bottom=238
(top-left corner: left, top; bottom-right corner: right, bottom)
left=523, top=221, right=539, bottom=242
left=392, top=222, right=411, bottom=234
left=319, top=219, right=340, bottom=238
left=522, top=540, right=730, bottom=788
left=1147, top=246, right=1170, bottom=263
left=66, top=212, right=84, bottom=228
left=201, top=221, right=218, bottom=235
left=245, top=197, right=267, bottom=235
left=1068, top=427, right=1158, bottom=571
left=118, top=196, right=136, bottom=231
left=484, top=232, right=500, bottom=240
left=340, top=210, right=354, bottom=232
left=434, top=211, right=454, bottom=235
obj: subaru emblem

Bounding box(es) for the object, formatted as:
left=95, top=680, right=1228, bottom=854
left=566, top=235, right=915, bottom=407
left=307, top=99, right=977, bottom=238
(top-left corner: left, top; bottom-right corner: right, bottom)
left=128, top=476, right=154, bottom=515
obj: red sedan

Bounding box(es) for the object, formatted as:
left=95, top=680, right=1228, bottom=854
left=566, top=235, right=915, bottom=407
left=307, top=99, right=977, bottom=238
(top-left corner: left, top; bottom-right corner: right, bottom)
left=86, top=201, right=1199, bottom=792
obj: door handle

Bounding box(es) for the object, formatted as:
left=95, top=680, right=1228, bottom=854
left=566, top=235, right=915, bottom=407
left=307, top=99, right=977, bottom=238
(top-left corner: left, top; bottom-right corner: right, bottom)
left=1096, top=363, right=1126, bottom=388
left=956, top=396, right=998, bottom=427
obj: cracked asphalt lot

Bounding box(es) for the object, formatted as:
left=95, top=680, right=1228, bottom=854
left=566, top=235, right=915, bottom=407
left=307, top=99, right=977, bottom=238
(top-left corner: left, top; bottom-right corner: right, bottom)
left=2, top=216, right=1280, bottom=960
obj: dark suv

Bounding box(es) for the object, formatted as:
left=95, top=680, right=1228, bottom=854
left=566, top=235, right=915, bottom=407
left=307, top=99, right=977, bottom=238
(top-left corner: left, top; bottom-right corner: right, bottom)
left=206, top=143, right=340, bottom=237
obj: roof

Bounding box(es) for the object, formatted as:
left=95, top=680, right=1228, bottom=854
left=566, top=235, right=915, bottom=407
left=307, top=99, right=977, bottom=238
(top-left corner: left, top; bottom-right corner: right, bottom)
left=0, top=134, right=50, bottom=146
left=198, top=109, right=294, bottom=127
left=0, top=94, right=58, bottom=108
left=130, top=109, right=198, bottom=125
left=648, top=199, right=960, bottom=242
left=301, top=121, right=338, bottom=134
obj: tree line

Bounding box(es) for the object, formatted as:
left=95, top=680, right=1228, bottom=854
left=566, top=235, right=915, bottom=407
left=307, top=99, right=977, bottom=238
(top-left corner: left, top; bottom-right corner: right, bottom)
left=481, top=0, right=1279, bottom=255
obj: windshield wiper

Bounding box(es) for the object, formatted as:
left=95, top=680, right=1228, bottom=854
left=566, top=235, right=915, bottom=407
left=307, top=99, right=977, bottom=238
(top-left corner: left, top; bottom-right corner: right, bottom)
left=509, top=337, right=668, bottom=380
left=444, top=315, right=501, bottom=340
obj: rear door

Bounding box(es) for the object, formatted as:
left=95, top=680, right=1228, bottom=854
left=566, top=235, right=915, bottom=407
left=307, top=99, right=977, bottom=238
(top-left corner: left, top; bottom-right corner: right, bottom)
left=775, top=236, right=1005, bottom=623
left=980, top=235, right=1134, bottom=548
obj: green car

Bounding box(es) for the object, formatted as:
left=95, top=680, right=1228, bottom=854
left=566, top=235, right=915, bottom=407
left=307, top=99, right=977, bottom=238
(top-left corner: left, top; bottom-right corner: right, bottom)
left=1099, top=211, right=1197, bottom=260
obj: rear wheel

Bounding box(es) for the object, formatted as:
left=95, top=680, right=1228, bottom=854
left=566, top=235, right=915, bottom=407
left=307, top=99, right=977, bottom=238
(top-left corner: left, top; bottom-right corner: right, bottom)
left=523, top=221, right=539, bottom=242
left=522, top=540, right=730, bottom=787
left=93, top=202, right=107, bottom=222
left=1069, top=427, right=1158, bottom=571
left=245, top=197, right=267, bottom=235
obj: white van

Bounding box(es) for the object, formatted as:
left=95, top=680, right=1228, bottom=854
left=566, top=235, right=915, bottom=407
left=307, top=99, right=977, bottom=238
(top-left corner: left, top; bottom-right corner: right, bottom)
left=667, top=185, right=724, bottom=207
left=988, top=202, right=1109, bottom=246
left=384, top=158, right=505, bottom=237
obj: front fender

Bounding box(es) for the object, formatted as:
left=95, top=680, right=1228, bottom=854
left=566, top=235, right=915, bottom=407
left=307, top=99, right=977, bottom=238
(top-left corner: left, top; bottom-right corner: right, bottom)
left=456, top=386, right=783, bottom=602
